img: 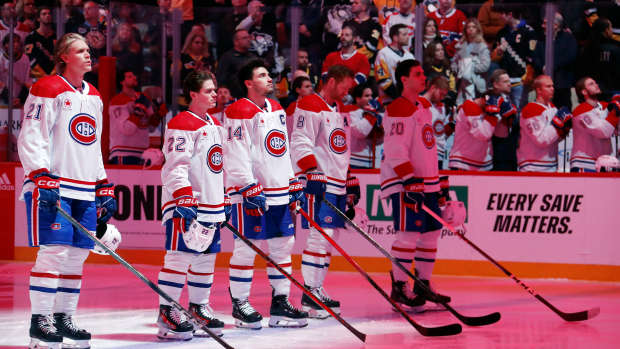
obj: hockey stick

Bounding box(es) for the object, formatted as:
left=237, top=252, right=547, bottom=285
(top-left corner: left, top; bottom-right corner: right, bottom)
left=55, top=206, right=234, bottom=348
left=296, top=206, right=462, bottom=337
left=322, top=199, right=501, bottom=326
left=221, top=221, right=367, bottom=342
left=420, top=204, right=600, bottom=322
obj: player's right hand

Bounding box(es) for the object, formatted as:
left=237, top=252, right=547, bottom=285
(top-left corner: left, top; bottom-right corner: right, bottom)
left=552, top=107, right=572, bottom=136
left=173, top=195, right=199, bottom=231
left=484, top=95, right=503, bottom=117
left=31, top=170, right=60, bottom=210
left=438, top=176, right=450, bottom=206
left=240, top=183, right=267, bottom=216
left=304, top=171, right=327, bottom=200
left=402, top=177, right=425, bottom=213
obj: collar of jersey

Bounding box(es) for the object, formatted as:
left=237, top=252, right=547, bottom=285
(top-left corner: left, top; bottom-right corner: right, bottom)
left=58, top=74, right=87, bottom=94
left=243, top=97, right=272, bottom=112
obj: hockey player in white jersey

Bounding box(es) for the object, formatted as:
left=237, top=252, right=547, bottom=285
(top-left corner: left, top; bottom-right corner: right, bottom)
left=380, top=59, right=451, bottom=311
left=290, top=65, right=360, bottom=319
left=156, top=71, right=227, bottom=340
left=419, top=76, right=453, bottom=169
left=517, top=75, right=572, bottom=172
left=224, top=59, right=308, bottom=329
left=570, top=77, right=619, bottom=172
left=18, top=33, right=118, bottom=349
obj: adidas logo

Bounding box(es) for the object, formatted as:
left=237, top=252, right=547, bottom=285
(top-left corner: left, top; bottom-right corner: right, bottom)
left=0, top=172, right=14, bottom=191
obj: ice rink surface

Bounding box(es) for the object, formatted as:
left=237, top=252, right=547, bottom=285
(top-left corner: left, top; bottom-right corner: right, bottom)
left=1, top=261, right=618, bottom=348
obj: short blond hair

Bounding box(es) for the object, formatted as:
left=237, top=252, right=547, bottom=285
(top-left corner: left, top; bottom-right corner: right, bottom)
left=54, top=33, right=87, bottom=74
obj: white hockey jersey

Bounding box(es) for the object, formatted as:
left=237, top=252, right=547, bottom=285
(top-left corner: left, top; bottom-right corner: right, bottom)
left=570, top=101, right=615, bottom=171
left=380, top=96, right=439, bottom=198
left=517, top=102, right=560, bottom=172
left=348, top=105, right=383, bottom=169
left=18, top=75, right=106, bottom=201
left=290, top=93, right=352, bottom=195
left=161, top=111, right=225, bottom=223
left=382, top=12, right=415, bottom=50
left=375, top=46, right=415, bottom=92
left=108, top=92, right=154, bottom=159
left=421, top=96, right=451, bottom=162
left=223, top=98, right=294, bottom=205
left=448, top=99, right=495, bottom=171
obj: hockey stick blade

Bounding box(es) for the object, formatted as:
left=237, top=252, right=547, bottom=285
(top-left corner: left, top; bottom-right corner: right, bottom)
left=323, top=199, right=501, bottom=327
left=221, top=221, right=367, bottom=342
left=296, top=206, right=461, bottom=336
left=56, top=206, right=234, bottom=349
left=421, top=204, right=600, bottom=322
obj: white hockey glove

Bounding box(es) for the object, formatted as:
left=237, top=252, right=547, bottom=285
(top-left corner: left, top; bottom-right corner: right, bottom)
left=442, top=201, right=467, bottom=227
left=142, top=148, right=164, bottom=169
left=183, top=220, right=216, bottom=252
left=92, top=224, right=122, bottom=255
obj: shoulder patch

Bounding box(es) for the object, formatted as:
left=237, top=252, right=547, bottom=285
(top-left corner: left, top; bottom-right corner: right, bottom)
left=30, top=75, right=73, bottom=98
left=167, top=111, right=207, bottom=131
left=386, top=97, right=416, bottom=118
left=521, top=103, right=547, bottom=119
left=573, top=103, right=594, bottom=117
left=297, top=94, right=331, bottom=114
left=225, top=99, right=261, bottom=119
left=460, top=100, right=483, bottom=117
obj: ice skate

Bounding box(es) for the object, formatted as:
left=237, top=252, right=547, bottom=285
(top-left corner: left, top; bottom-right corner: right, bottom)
left=414, top=278, right=451, bottom=304
left=390, top=271, right=425, bottom=312
left=230, top=289, right=263, bottom=330
left=301, top=285, right=340, bottom=319
left=189, top=303, right=224, bottom=337
left=29, top=314, right=62, bottom=349
left=156, top=305, right=193, bottom=341
left=52, top=313, right=91, bottom=348
left=269, top=293, right=308, bottom=328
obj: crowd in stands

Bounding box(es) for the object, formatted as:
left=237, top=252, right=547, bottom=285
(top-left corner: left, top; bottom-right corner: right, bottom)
left=0, top=0, right=619, bottom=172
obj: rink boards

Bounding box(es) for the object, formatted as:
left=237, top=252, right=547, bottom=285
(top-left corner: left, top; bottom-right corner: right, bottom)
left=3, top=163, right=620, bottom=281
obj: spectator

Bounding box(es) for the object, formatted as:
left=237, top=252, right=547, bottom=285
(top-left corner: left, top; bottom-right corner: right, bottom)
left=284, top=75, right=314, bottom=137
left=0, top=1, right=30, bottom=43
left=321, top=24, right=371, bottom=85
left=294, top=47, right=320, bottom=88
left=532, top=12, right=577, bottom=110
left=111, top=22, right=143, bottom=78
left=375, top=0, right=399, bottom=25
left=570, top=77, right=618, bottom=172
left=109, top=70, right=160, bottom=165
left=180, top=29, right=215, bottom=85
left=423, top=41, right=456, bottom=105
left=208, top=85, right=235, bottom=123
left=217, top=0, right=248, bottom=56
left=449, top=69, right=512, bottom=171
left=376, top=23, right=414, bottom=101
left=492, top=4, right=536, bottom=110
left=0, top=33, right=31, bottom=107
left=216, top=29, right=257, bottom=98
left=419, top=17, right=443, bottom=50
left=16, top=0, right=37, bottom=33
left=382, top=0, right=415, bottom=51
left=488, top=69, right=519, bottom=172
left=517, top=75, right=571, bottom=172
left=420, top=76, right=453, bottom=169
left=24, top=6, right=56, bottom=79
left=580, top=18, right=620, bottom=98
left=452, top=18, right=490, bottom=105
left=427, top=0, right=467, bottom=58
left=349, top=82, right=384, bottom=168
left=343, top=0, right=382, bottom=62
left=477, top=0, right=505, bottom=45
left=236, top=0, right=278, bottom=69
left=66, top=1, right=107, bottom=85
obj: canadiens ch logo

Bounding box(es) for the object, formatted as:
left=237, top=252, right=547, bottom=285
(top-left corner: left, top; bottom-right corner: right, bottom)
left=433, top=120, right=444, bottom=135
left=264, top=129, right=287, bottom=157
left=207, top=144, right=223, bottom=173
left=329, top=128, right=347, bottom=154
left=421, top=124, right=435, bottom=149
left=68, top=113, right=97, bottom=145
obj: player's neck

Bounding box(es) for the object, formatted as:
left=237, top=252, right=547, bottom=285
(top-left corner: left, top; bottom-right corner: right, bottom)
left=536, top=96, right=551, bottom=106
left=401, top=90, right=419, bottom=104
left=585, top=97, right=598, bottom=107
left=189, top=103, right=208, bottom=118
left=319, top=90, right=336, bottom=106
left=247, top=92, right=267, bottom=109
left=62, top=70, right=85, bottom=91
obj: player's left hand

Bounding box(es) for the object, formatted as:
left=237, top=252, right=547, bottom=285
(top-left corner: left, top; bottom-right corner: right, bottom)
left=346, top=175, right=361, bottom=207
left=288, top=178, right=306, bottom=210
left=95, top=182, right=117, bottom=225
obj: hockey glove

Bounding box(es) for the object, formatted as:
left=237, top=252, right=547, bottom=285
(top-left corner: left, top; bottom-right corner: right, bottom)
left=288, top=178, right=306, bottom=210
left=31, top=171, right=60, bottom=210
left=304, top=171, right=327, bottom=200
left=346, top=175, right=361, bottom=207
left=240, top=183, right=267, bottom=216
left=438, top=176, right=449, bottom=206
left=484, top=95, right=503, bottom=117
left=95, top=182, right=117, bottom=225
left=183, top=220, right=216, bottom=252
left=223, top=194, right=232, bottom=222
left=173, top=195, right=198, bottom=231
left=499, top=100, right=517, bottom=120
left=607, top=99, right=620, bottom=128
left=92, top=223, right=122, bottom=255
left=402, top=177, right=424, bottom=212
left=552, top=107, right=572, bottom=137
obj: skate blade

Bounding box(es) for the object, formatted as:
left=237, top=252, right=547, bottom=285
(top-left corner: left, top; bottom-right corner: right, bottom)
left=156, top=327, right=193, bottom=341
left=302, top=305, right=330, bottom=319
left=391, top=304, right=425, bottom=313
left=61, top=339, right=91, bottom=349
left=234, top=318, right=262, bottom=330
left=193, top=327, right=224, bottom=337
left=268, top=316, right=308, bottom=328
left=29, top=338, right=61, bottom=349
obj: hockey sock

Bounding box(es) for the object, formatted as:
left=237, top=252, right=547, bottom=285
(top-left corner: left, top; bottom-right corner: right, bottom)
left=54, top=246, right=89, bottom=315
left=30, top=245, right=70, bottom=315
left=188, top=253, right=216, bottom=305
left=267, top=236, right=294, bottom=297
left=158, top=251, right=191, bottom=305
left=414, top=229, right=440, bottom=280
left=318, top=228, right=341, bottom=286
left=301, top=227, right=332, bottom=288
left=229, top=237, right=257, bottom=300
left=391, top=230, right=419, bottom=282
